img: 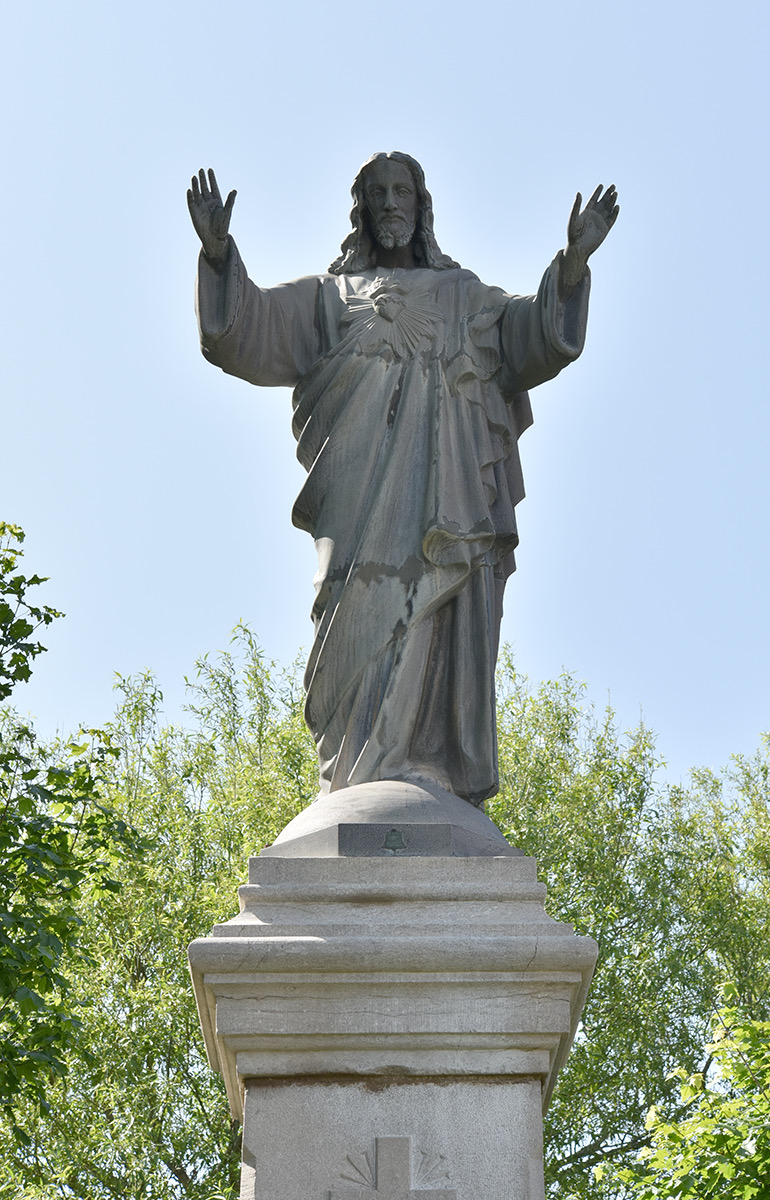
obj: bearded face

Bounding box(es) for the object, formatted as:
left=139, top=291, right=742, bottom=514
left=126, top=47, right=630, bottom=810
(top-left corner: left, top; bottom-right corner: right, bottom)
left=369, top=211, right=417, bottom=250
left=363, top=160, right=419, bottom=253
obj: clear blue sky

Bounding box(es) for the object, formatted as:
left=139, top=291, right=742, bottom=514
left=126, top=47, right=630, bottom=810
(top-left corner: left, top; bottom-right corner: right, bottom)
left=3, top=0, right=768, bottom=783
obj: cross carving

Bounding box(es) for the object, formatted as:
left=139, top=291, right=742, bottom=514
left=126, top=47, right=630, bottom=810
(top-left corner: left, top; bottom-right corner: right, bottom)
left=329, top=1137, right=456, bottom=1199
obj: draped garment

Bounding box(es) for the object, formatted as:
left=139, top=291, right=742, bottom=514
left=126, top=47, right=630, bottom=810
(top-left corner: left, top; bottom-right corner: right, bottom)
left=197, top=244, right=590, bottom=803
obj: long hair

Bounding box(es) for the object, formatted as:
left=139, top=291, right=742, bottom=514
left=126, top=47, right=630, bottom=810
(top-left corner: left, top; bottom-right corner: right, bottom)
left=329, top=152, right=460, bottom=275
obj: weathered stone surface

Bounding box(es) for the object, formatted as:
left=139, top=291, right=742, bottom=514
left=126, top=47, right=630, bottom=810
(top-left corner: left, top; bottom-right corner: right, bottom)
left=326, top=1135, right=456, bottom=1200
left=240, top=1082, right=545, bottom=1200
left=260, top=780, right=520, bottom=858
left=189, top=855, right=595, bottom=1196
left=189, top=856, right=597, bottom=1186
left=186, top=154, right=614, bottom=1197
left=189, top=156, right=618, bottom=804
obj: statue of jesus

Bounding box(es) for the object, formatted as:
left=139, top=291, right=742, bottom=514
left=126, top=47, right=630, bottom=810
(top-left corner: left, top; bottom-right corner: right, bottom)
left=188, top=153, right=618, bottom=806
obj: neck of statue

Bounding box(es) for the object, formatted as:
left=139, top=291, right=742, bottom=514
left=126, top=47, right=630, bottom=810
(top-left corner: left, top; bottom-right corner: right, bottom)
left=374, top=242, right=418, bottom=270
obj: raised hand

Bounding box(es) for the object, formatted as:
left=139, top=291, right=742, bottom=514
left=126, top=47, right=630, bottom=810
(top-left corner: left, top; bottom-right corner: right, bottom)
left=187, top=168, right=237, bottom=261
left=568, top=185, right=619, bottom=256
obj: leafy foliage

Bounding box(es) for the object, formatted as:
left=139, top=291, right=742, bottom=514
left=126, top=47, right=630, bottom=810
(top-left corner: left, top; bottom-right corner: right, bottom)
left=0, top=628, right=316, bottom=1199
left=0, top=587, right=768, bottom=1197
left=0, top=523, right=60, bottom=702
left=614, top=998, right=770, bottom=1198
left=0, top=524, right=143, bottom=1142
left=489, top=654, right=770, bottom=1197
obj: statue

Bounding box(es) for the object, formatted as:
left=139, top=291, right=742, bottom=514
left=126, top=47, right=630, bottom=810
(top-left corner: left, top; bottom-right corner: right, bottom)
left=188, top=153, right=618, bottom=807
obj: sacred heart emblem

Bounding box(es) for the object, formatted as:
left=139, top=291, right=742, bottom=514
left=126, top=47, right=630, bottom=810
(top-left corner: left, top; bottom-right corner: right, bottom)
left=341, top=279, right=443, bottom=359
left=372, top=293, right=405, bottom=323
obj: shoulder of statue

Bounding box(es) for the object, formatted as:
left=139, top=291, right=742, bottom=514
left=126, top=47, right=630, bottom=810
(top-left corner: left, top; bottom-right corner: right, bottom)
left=438, top=269, right=512, bottom=310
left=433, top=267, right=482, bottom=284
left=278, top=273, right=326, bottom=286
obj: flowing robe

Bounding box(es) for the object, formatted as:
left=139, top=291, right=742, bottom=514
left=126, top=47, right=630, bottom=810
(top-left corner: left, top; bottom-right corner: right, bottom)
left=197, top=242, right=590, bottom=803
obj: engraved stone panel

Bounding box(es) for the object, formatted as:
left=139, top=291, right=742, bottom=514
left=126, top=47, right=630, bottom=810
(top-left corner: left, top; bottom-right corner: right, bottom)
left=329, top=1136, right=456, bottom=1198
left=239, top=1077, right=544, bottom=1200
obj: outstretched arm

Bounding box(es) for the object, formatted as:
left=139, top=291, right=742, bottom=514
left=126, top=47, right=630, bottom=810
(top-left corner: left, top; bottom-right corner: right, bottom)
left=560, top=184, right=619, bottom=290
left=498, top=186, right=617, bottom=395
left=189, top=170, right=322, bottom=387
left=187, top=168, right=237, bottom=262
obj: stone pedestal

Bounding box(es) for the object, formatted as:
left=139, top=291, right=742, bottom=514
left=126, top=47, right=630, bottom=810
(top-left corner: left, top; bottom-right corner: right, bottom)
left=189, top=839, right=597, bottom=1200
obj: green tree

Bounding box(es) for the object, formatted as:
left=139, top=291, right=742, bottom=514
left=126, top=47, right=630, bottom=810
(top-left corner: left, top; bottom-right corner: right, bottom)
left=489, top=655, right=770, bottom=1197
left=0, top=523, right=60, bottom=704
left=614, top=999, right=770, bottom=1198
left=0, top=630, right=316, bottom=1199
left=0, top=524, right=142, bottom=1141
left=1, top=625, right=768, bottom=1198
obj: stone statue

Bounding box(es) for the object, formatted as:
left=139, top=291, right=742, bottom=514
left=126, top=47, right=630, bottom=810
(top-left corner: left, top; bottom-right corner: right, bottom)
left=188, top=153, right=618, bottom=807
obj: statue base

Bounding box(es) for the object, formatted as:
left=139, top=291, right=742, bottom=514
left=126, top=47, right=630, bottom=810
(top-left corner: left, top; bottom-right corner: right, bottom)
left=189, top=845, right=597, bottom=1199
left=260, top=780, right=519, bottom=857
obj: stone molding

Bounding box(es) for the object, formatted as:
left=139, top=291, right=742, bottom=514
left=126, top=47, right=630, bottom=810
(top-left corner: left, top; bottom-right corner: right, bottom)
left=188, top=856, right=597, bottom=1122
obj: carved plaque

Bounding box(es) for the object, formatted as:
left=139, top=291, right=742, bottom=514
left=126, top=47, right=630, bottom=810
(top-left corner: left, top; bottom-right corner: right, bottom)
left=329, top=1136, right=456, bottom=1199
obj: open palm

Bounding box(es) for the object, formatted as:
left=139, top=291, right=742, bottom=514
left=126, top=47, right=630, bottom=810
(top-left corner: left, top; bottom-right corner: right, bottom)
left=567, top=184, right=619, bottom=259
left=187, top=168, right=237, bottom=260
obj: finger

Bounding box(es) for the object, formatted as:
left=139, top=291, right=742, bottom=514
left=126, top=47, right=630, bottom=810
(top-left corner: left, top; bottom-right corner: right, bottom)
left=588, top=184, right=603, bottom=206
left=568, top=192, right=582, bottom=236
left=190, top=175, right=200, bottom=200
left=186, top=188, right=194, bottom=213
left=223, top=189, right=237, bottom=219
left=208, top=169, right=222, bottom=203
left=607, top=205, right=620, bottom=227
left=199, top=168, right=209, bottom=198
